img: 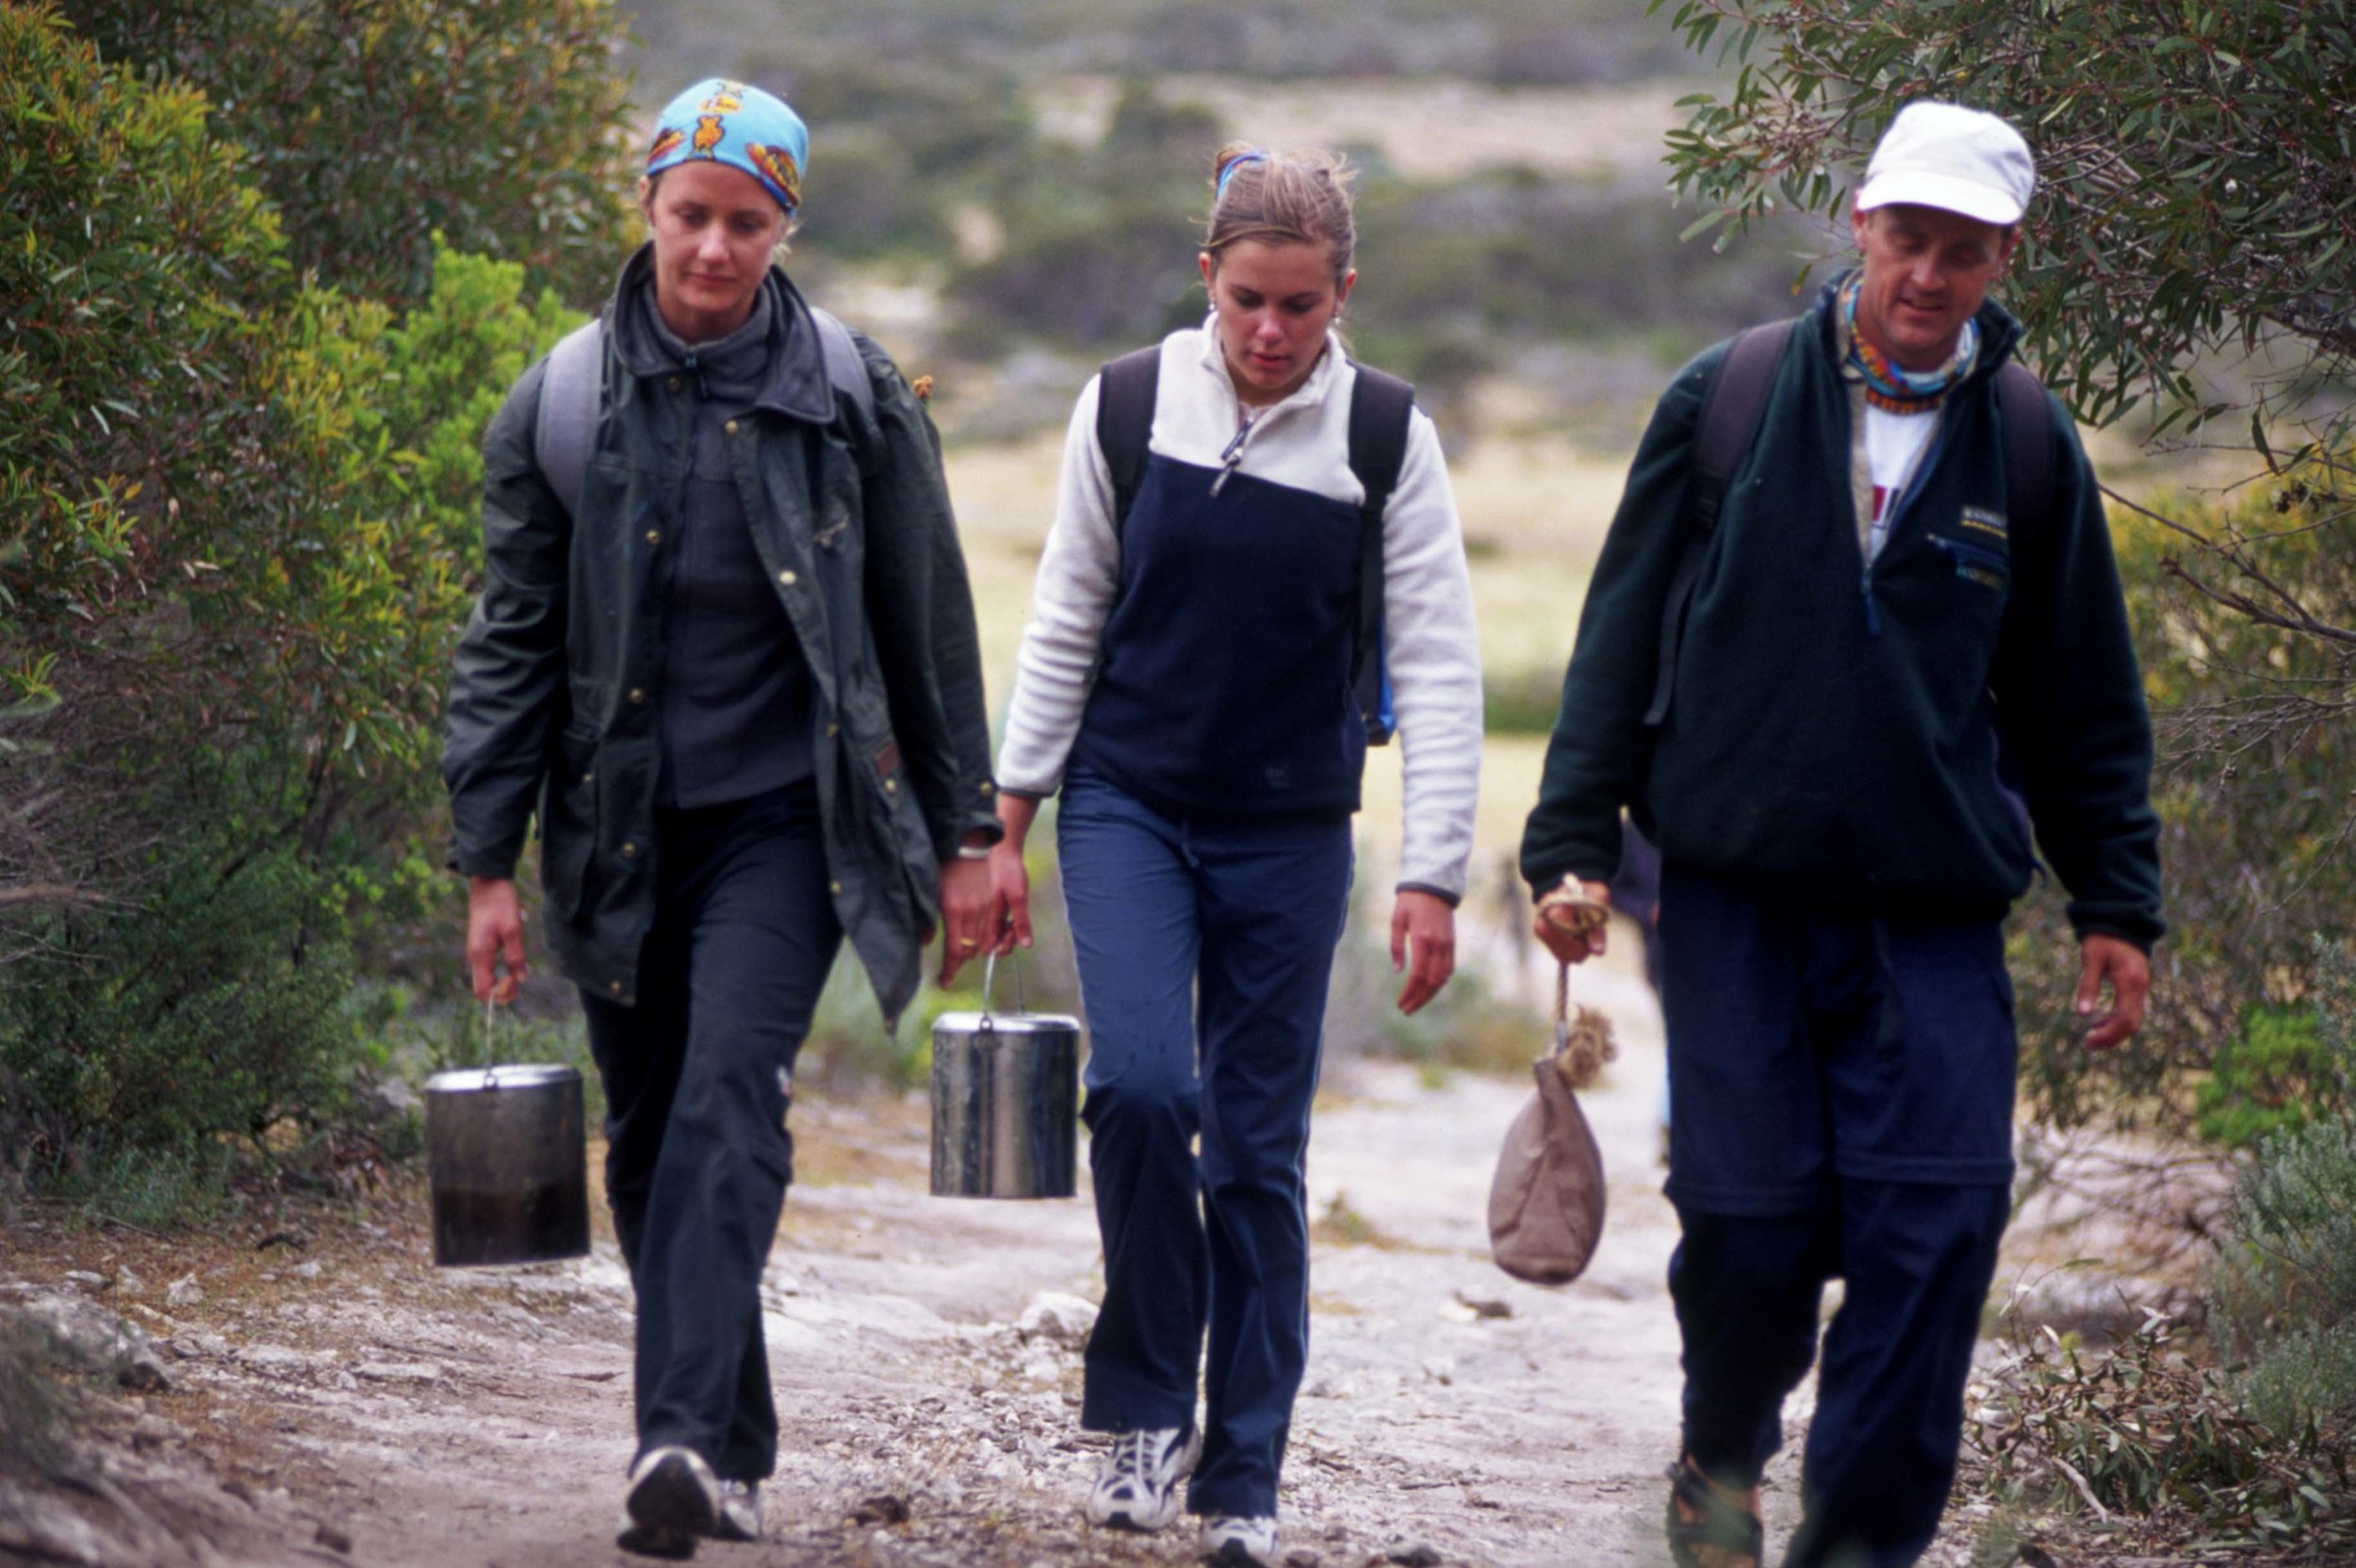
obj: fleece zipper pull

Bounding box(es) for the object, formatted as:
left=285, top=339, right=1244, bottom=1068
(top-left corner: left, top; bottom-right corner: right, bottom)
left=1207, top=406, right=1263, bottom=498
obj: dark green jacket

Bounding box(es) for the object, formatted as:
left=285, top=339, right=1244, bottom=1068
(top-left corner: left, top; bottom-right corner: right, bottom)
left=443, top=248, right=1001, bottom=1023
left=1521, top=277, right=2163, bottom=948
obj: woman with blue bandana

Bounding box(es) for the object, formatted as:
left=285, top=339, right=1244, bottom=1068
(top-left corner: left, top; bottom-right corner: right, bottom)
left=442, top=78, right=1004, bottom=1559
left=986, top=144, right=1483, bottom=1568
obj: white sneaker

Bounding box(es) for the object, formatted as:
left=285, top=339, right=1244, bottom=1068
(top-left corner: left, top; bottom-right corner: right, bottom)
left=1085, top=1426, right=1201, bottom=1531
left=616, top=1446, right=718, bottom=1559
left=1200, top=1513, right=1280, bottom=1566
left=713, top=1478, right=761, bottom=1543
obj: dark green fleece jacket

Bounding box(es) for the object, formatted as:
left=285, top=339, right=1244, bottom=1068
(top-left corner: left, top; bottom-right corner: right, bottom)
left=1520, top=277, right=2164, bottom=948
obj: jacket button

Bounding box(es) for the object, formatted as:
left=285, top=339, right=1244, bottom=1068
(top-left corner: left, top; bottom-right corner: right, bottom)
left=620, top=841, right=638, bottom=858
left=980, top=781, right=995, bottom=796
left=629, top=688, right=646, bottom=704
left=826, top=721, right=840, bottom=737
left=725, top=419, right=740, bottom=435
left=777, top=569, right=796, bottom=586
left=644, top=529, right=660, bottom=545
left=829, top=880, right=843, bottom=895
left=883, top=778, right=898, bottom=793
left=609, top=980, right=624, bottom=994
left=581, top=769, right=595, bottom=785
left=665, top=376, right=682, bottom=392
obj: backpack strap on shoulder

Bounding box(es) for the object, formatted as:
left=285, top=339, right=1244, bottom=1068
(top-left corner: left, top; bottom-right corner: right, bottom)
left=1643, top=318, right=1795, bottom=727
left=534, top=318, right=604, bottom=523
left=1346, top=363, right=1416, bottom=743
left=1094, top=346, right=1162, bottom=536
left=534, top=305, right=880, bottom=522
left=1994, top=359, right=2053, bottom=540
left=808, top=305, right=876, bottom=427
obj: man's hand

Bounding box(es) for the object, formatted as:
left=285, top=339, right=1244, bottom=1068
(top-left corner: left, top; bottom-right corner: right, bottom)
left=1391, top=890, right=1457, bottom=1016
left=2076, top=934, right=2150, bottom=1051
left=466, top=876, right=527, bottom=1004
left=935, top=855, right=1002, bottom=987
left=1533, top=879, right=1612, bottom=966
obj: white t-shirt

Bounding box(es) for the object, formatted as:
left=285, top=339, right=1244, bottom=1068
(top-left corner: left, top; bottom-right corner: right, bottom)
left=1861, top=403, right=1939, bottom=563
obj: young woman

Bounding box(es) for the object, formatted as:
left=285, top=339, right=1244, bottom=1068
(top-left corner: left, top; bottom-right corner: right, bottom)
left=442, top=78, right=1003, bottom=1559
left=989, top=145, right=1482, bottom=1568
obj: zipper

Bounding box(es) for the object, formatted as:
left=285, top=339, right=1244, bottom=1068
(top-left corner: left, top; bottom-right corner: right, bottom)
left=1929, top=533, right=2011, bottom=588
left=1207, top=404, right=1267, bottom=498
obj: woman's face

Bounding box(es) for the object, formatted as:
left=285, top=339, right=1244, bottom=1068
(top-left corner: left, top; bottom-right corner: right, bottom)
left=1198, top=238, right=1354, bottom=407
left=640, top=160, right=788, bottom=342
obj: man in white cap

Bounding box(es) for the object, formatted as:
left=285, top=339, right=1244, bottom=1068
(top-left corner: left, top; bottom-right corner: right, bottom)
left=1520, top=103, right=2162, bottom=1567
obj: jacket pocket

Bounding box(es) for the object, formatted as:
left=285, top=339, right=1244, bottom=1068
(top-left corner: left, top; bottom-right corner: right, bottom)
left=1929, top=533, right=2009, bottom=593
left=540, top=724, right=599, bottom=923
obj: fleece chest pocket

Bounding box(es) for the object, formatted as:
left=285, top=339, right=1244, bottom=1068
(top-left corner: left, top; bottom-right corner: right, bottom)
left=1929, top=533, right=2010, bottom=594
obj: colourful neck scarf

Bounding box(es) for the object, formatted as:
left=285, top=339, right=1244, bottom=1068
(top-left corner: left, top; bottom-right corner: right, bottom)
left=1841, top=274, right=1977, bottom=413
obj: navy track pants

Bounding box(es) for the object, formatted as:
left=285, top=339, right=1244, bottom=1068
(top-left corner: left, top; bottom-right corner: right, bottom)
left=1056, top=767, right=1352, bottom=1519
left=1658, top=860, right=2016, bottom=1568
left=579, top=782, right=841, bottom=1484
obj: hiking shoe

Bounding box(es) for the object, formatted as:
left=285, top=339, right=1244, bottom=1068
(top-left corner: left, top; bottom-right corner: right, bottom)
left=1085, top=1426, right=1200, bottom=1531
left=615, top=1446, right=718, bottom=1559
left=1200, top=1513, right=1280, bottom=1566
left=712, top=1479, right=761, bottom=1543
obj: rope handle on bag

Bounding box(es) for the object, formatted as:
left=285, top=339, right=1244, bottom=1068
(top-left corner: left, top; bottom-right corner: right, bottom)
left=1553, top=962, right=1571, bottom=1058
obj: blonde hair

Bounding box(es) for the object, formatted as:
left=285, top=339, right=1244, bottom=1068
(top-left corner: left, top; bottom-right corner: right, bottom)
left=1202, top=142, right=1357, bottom=285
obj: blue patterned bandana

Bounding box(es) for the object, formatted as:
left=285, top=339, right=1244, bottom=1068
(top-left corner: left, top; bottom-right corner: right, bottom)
left=645, top=78, right=809, bottom=216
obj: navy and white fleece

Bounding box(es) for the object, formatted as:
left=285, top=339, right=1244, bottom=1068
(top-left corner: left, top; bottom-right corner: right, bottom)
left=996, top=321, right=1481, bottom=903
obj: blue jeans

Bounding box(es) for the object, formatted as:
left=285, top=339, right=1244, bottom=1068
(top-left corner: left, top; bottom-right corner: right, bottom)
left=580, top=781, right=841, bottom=1483
left=1658, top=860, right=2015, bottom=1568
left=1056, top=768, right=1352, bottom=1518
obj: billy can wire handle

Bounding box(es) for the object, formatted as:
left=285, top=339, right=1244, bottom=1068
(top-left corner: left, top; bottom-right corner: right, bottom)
left=977, top=950, right=1027, bottom=1031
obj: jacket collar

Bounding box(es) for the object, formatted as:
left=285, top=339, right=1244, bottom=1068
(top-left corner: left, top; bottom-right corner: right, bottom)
left=1806, top=267, right=2025, bottom=390
left=1191, top=313, right=1349, bottom=415
left=604, top=242, right=840, bottom=424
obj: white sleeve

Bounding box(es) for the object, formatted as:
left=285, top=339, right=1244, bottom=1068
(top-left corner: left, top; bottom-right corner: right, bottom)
left=1382, top=408, right=1482, bottom=901
left=994, top=378, right=1121, bottom=796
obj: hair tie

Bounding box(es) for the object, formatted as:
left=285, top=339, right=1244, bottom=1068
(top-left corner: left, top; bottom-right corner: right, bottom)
left=1215, top=150, right=1268, bottom=202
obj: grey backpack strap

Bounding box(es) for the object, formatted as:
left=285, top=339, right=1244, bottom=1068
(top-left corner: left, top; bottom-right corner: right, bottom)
left=808, top=305, right=875, bottom=427
left=534, top=318, right=604, bottom=522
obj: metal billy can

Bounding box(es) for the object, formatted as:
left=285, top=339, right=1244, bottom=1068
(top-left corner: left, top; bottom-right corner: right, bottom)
left=929, top=955, right=1080, bottom=1199
left=424, top=1062, right=593, bottom=1266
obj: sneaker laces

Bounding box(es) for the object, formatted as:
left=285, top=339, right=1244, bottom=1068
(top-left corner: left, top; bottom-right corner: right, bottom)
left=1106, top=1429, right=1156, bottom=1488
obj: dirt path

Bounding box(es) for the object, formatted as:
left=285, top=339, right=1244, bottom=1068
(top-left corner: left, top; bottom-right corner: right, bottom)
left=6, top=952, right=2014, bottom=1568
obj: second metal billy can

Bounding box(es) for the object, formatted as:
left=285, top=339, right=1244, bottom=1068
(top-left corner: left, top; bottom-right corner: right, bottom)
left=929, top=956, right=1080, bottom=1199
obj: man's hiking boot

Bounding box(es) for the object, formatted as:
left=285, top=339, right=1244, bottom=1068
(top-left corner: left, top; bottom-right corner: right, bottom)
left=616, top=1446, right=718, bottom=1559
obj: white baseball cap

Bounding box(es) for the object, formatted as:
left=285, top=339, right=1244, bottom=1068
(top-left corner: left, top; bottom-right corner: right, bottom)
left=1855, top=102, right=2036, bottom=225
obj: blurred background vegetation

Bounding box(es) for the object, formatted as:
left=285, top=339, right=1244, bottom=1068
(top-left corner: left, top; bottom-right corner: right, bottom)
left=1, top=0, right=2351, bottom=1555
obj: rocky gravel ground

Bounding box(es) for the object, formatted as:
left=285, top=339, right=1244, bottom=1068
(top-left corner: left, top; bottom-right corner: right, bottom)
left=2, top=955, right=2143, bottom=1568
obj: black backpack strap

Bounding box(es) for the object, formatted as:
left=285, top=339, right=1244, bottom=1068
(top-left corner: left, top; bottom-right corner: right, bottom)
left=1346, top=364, right=1415, bottom=743
left=1094, top=346, right=1163, bottom=536
left=1994, top=359, right=2053, bottom=540
left=1643, top=318, right=1795, bottom=727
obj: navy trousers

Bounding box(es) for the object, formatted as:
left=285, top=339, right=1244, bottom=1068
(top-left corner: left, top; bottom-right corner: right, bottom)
left=1056, top=767, right=1353, bottom=1519
left=579, top=782, right=841, bottom=1484
left=1658, top=860, right=2015, bottom=1568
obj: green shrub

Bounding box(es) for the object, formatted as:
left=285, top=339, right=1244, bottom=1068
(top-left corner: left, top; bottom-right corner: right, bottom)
left=2008, top=471, right=2356, bottom=1143
left=2211, top=939, right=2356, bottom=1435
left=58, top=0, right=636, bottom=307
left=0, top=828, right=357, bottom=1202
